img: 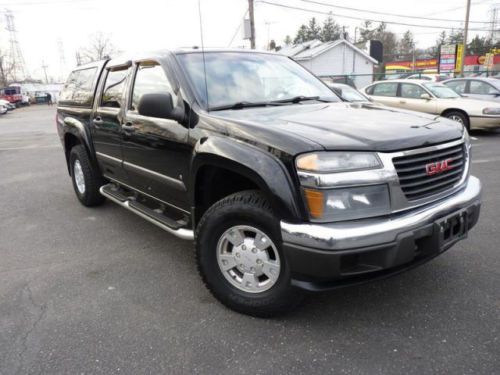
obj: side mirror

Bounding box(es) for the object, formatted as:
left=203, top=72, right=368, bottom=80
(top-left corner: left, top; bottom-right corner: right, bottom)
left=420, top=93, right=431, bottom=100
left=138, top=93, right=184, bottom=122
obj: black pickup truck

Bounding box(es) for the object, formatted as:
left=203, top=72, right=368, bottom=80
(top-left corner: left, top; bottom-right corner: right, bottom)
left=57, top=49, right=482, bottom=317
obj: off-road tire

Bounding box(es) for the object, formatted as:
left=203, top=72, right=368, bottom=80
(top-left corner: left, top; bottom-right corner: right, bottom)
left=196, top=190, right=303, bottom=318
left=69, top=145, right=105, bottom=207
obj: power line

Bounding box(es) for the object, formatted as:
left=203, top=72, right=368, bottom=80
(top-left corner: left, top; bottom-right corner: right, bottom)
left=301, top=0, right=494, bottom=24
left=257, top=0, right=498, bottom=32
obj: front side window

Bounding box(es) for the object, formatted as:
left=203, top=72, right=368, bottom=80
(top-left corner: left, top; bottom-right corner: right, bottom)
left=423, top=83, right=460, bottom=99
left=400, top=83, right=426, bottom=99
left=444, top=80, right=466, bottom=94
left=177, top=52, right=338, bottom=109
left=470, top=81, right=499, bottom=95
left=372, top=83, right=398, bottom=97
left=131, top=62, right=177, bottom=111
left=101, top=69, right=128, bottom=108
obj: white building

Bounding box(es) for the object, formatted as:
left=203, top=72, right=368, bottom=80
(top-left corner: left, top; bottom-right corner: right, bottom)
left=280, top=39, right=377, bottom=88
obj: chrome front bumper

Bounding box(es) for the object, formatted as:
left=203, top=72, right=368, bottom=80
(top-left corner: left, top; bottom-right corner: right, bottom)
left=281, top=176, right=482, bottom=251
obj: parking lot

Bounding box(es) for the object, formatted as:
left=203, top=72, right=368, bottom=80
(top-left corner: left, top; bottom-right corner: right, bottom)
left=0, top=105, right=499, bottom=374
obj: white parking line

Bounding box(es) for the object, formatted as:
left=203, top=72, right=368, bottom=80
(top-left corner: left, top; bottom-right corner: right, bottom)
left=0, top=145, right=60, bottom=151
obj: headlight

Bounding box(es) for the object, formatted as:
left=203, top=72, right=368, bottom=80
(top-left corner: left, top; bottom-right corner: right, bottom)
left=303, top=184, right=391, bottom=222
left=296, top=152, right=382, bottom=173
left=482, top=107, right=500, bottom=115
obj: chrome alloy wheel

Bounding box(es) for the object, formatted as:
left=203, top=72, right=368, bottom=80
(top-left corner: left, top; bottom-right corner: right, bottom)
left=73, top=159, right=86, bottom=194
left=216, top=225, right=281, bottom=293
left=449, top=115, right=464, bottom=124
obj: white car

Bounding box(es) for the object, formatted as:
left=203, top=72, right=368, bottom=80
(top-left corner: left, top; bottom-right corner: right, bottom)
left=443, top=77, right=500, bottom=102
left=406, top=74, right=449, bottom=82
left=362, top=79, right=500, bottom=130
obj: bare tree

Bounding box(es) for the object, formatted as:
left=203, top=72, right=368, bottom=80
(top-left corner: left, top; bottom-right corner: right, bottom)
left=0, top=50, right=13, bottom=86
left=78, top=32, right=118, bottom=64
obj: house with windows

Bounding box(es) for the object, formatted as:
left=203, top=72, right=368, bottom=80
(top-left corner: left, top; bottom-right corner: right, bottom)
left=280, top=39, right=378, bottom=88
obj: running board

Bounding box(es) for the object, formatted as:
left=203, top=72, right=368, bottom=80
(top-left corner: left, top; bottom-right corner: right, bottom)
left=99, top=185, right=194, bottom=241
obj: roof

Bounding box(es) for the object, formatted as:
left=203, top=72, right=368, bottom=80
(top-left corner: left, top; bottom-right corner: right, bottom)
left=280, top=39, right=378, bottom=64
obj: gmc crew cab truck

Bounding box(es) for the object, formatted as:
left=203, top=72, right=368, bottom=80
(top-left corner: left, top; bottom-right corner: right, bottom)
left=57, top=49, right=482, bottom=317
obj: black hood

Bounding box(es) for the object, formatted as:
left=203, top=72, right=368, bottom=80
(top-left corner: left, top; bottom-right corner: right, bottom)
left=209, top=102, right=463, bottom=153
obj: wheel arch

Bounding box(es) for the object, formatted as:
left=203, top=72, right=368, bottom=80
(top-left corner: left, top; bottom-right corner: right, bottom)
left=190, top=137, right=302, bottom=225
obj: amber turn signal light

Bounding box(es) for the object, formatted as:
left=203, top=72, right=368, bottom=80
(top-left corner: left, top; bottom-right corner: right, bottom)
left=303, top=189, right=324, bottom=219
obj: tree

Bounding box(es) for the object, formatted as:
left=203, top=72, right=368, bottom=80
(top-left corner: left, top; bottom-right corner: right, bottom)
left=398, top=30, right=414, bottom=57
left=78, top=32, right=118, bottom=64
left=306, top=17, right=322, bottom=41
left=468, top=35, right=495, bottom=55
left=294, top=24, right=308, bottom=44
left=447, top=29, right=464, bottom=44
left=321, top=14, right=341, bottom=42
left=284, top=35, right=292, bottom=46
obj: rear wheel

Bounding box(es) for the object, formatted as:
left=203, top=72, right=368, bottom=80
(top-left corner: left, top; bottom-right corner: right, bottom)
left=69, top=145, right=105, bottom=207
left=196, top=190, right=303, bottom=317
left=444, top=111, right=470, bottom=132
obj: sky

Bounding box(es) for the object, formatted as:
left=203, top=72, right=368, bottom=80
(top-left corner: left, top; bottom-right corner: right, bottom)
left=0, top=0, right=497, bottom=82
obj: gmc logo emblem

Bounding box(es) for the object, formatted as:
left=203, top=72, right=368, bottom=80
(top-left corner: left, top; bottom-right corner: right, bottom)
left=426, top=159, right=453, bottom=176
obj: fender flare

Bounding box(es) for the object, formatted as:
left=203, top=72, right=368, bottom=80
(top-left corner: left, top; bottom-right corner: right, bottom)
left=61, top=116, right=98, bottom=174
left=190, top=136, right=302, bottom=221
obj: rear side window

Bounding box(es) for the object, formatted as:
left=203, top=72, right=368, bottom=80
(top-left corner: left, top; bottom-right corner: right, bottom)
left=372, top=83, right=398, bottom=97
left=60, top=67, right=97, bottom=107
left=101, top=69, right=128, bottom=108
left=130, top=63, right=177, bottom=111
left=444, top=80, right=466, bottom=94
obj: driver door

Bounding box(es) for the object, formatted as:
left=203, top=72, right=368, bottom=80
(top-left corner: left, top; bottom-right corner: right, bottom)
left=399, top=83, right=437, bottom=114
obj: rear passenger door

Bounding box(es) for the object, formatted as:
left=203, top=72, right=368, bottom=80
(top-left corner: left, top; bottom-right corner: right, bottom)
left=121, top=61, right=191, bottom=212
left=92, top=65, right=131, bottom=183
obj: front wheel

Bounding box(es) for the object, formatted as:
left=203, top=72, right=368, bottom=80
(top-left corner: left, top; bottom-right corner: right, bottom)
left=196, top=191, right=303, bottom=317
left=444, top=111, right=470, bottom=132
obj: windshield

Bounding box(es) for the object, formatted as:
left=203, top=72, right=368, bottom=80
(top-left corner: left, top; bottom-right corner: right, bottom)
left=177, top=52, right=339, bottom=110
left=423, top=83, right=460, bottom=99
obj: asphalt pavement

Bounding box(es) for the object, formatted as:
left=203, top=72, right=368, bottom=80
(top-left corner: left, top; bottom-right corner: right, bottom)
left=0, top=105, right=499, bottom=374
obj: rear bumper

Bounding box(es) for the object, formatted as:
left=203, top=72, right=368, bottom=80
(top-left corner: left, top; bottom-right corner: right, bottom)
left=281, top=176, right=482, bottom=291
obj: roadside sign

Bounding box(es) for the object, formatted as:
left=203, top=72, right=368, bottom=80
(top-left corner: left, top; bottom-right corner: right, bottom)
left=454, top=44, right=464, bottom=73
left=484, top=53, right=494, bottom=69
left=439, top=44, right=457, bottom=73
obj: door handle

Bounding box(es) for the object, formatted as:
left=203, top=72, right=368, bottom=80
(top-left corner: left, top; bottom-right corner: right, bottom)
left=399, top=100, right=406, bottom=104
left=93, top=116, right=103, bottom=126
left=122, top=122, right=135, bottom=133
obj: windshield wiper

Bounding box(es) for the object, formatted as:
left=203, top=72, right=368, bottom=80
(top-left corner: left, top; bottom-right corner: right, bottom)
left=209, top=101, right=273, bottom=111
left=270, top=95, right=332, bottom=104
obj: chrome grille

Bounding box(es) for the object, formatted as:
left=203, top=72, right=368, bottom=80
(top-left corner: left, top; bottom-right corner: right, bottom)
left=393, top=143, right=465, bottom=201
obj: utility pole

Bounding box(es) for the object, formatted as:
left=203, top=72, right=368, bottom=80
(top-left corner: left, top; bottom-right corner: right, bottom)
left=41, top=61, right=49, bottom=84
left=459, top=0, right=471, bottom=76
left=248, top=0, right=256, bottom=49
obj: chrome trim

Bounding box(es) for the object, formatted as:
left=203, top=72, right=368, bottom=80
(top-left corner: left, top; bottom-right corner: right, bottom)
left=103, top=175, right=190, bottom=214
left=297, top=135, right=469, bottom=213
left=100, top=186, right=194, bottom=241
left=281, top=176, right=481, bottom=251
left=96, top=151, right=122, bottom=165
left=123, top=161, right=186, bottom=191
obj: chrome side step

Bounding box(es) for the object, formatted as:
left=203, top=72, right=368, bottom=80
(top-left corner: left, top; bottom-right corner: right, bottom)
left=99, top=185, right=194, bottom=241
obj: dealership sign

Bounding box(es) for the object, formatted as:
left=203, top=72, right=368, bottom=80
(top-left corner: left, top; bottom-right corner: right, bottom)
left=439, top=44, right=458, bottom=73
